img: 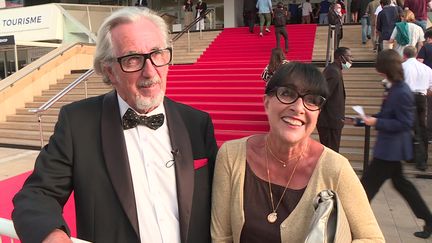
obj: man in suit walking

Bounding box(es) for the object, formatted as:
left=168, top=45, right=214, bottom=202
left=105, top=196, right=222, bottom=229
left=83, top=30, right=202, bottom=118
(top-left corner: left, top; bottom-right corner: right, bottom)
left=12, top=7, right=218, bottom=243
left=317, top=47, right=352, bottom=152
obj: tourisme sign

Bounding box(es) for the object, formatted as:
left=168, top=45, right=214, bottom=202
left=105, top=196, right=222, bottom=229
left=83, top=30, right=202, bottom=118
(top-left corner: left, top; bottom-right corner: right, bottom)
left=0, top=4, right=63, bottom=41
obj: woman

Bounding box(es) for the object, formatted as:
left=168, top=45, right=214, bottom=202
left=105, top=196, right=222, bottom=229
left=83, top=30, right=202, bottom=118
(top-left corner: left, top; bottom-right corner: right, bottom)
left=361, top=49, right=432, bottom=239
left=183, top=0, right=194, bottom=27
left=211, top=62, right=384, bottom=242
left=261, top=48, right=289, bottom=83
left=389, top=9, right=424, bottom=56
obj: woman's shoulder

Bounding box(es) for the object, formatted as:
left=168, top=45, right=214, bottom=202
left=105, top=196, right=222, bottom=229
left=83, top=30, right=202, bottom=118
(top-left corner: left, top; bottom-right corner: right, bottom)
left=317, top=147, right=351, bottom=174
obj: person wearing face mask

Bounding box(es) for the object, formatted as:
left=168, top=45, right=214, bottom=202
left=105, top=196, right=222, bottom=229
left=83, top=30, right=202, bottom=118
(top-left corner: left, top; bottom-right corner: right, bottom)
left=361, top=49, right=432, bottom=239
left=328, top=3, right=343, bottom=48
left=317, top=47, right=352, bottom=152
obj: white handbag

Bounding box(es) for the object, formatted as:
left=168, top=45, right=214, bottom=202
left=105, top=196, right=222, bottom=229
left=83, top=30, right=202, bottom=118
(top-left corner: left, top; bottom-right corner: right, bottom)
left=304, top=190, right=352, bottom=243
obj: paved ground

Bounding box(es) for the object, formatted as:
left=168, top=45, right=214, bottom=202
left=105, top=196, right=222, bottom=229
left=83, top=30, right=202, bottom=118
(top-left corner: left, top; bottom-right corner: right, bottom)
left=1, top=147, right=431, bottom=242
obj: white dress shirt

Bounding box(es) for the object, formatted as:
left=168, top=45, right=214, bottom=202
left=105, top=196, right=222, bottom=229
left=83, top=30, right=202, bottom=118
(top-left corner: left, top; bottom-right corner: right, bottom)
left=403, top=57, right=432, bottom=94
left=118, top=94, right=181, bottom=243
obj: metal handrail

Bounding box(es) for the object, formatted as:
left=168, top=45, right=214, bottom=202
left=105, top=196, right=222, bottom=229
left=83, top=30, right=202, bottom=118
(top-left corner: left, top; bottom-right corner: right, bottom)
left=29, top=69, right=95, bottom=147
left=171, top=9, right=214, bottom=43
left=0, top=218, right=91, bottom=243
left=170, top=9, right=214, bottom=63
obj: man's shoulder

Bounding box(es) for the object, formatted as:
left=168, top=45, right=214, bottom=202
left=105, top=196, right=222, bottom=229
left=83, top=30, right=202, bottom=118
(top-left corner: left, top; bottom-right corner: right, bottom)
left=165, top=97, right=209, bottom=118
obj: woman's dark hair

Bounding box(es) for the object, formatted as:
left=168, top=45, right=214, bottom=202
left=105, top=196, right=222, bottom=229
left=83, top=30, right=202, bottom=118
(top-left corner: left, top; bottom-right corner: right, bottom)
left=268, top=48, right=287, bottom=74
left=265, top=62, right=329, bottom=98
left=375, top=49, right=404, bottom=82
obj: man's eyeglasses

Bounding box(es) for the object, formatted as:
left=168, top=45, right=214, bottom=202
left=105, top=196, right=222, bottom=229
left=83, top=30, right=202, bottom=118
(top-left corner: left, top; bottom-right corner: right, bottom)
left=116, top=47, right=172, bottom=73
left=271, top=86, right=326, bottom=111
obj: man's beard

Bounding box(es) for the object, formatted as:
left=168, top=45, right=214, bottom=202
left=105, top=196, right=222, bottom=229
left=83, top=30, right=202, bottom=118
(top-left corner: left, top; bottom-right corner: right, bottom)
left=135, top=76, right=165, bottom=113
left=135, top=89, right=164, bottom=112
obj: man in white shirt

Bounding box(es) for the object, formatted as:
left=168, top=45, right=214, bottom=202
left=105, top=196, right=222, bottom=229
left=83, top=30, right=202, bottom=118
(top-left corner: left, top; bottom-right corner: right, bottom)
left=402, top=46, right=432, bottom=171
left=12, top=7, right=218, bottom=243
left=301, top=0, right=313, bottom=23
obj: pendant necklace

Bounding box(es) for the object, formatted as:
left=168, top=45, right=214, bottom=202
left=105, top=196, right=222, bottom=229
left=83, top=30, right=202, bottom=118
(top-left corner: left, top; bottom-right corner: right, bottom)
left=266, top=138, right=304, bottom=168
left=265, top=136, right=306, bottom=224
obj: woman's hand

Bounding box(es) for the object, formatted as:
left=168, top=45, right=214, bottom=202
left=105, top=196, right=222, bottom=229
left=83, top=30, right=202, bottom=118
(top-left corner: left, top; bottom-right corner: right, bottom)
left=362, top=116, right=377, bottom=126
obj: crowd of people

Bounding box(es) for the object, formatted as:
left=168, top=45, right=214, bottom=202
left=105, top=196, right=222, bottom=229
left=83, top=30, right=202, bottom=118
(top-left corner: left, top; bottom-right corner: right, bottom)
left=8, top=2, right=432, bottom=243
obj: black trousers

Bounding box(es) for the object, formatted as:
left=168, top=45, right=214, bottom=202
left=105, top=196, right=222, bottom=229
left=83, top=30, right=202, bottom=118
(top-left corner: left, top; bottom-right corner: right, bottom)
left=413, top=93, right=428, bottom=167
left=275, top=26, right=288, bottom=51
left=317, top=126, right=342, bottom=152
left=428, top=95, right=432, bottom=140
left=361, top=158, right=432, bottom=224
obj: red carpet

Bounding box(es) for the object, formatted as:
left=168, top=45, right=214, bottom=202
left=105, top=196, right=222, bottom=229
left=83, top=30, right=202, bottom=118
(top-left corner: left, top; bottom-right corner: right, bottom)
left=0, top=25, right=317, bottom=238
left=0, top=172, right=77, bottom=238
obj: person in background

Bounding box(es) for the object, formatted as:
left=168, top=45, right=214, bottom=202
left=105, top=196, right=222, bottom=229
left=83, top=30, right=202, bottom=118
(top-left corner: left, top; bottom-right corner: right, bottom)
left=289, top=0, right=301, bottom=24
left=403, top=0, right=431, bottom=31
left=389, top=9, right=424, bottom=56
left=12, top=7, right=218, bottom=243
left=135, top=0, right=148, bottom=7
left=183, top=0, right=194, bottom=28
left=261, top=48, right=290, bottom=83
left=376, top=0, right=402, bottom=51
left=318, top=0, right=331, bottom=24
left=273, top=2, right=289, bottom=53
left=301, top=0, right=313, bottom=24
left=359, top=0, right=372, bottom=44
left=211, top=62, right=384, bottom=243
left=195, top=0, right=207, bottom=31
left=361, top=49, right=432, bottom=239
left=317, top=47, right=352, bottom=152
left=244, top=0, right=258, bottom=33
left=367, top=0, right=381, bottom=50
left=328, top=3, right=343, bottom=48
left=402, top=46, right=432, bottom=171
left=256, top=0, right=273, bottom=36
left=351, top=0, right=361, bottom=22
left=417, top=29, right=432, bottom=144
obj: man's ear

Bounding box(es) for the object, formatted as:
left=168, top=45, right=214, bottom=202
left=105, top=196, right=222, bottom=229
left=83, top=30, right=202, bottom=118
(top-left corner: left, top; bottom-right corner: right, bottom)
left=104, top=64, right=117, bottom=84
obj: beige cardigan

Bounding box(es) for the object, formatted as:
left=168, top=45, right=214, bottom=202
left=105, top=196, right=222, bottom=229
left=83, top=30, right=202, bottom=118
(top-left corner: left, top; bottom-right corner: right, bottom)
left=211, top=137, right=385, bottom=243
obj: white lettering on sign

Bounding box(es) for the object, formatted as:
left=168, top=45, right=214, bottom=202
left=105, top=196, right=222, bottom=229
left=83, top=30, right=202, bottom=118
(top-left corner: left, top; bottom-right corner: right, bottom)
left=2, top=16, right=42, bottom=26
left=0, top=39, right=7, bottom=43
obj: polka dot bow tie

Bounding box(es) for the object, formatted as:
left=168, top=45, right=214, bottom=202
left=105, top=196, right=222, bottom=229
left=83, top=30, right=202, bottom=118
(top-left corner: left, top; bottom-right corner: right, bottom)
left=122, top=108, right=164, bottom=130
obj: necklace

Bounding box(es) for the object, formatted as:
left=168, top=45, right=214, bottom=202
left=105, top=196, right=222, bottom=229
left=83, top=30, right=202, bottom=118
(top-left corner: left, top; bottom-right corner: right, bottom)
left=266, top=139, right=304, bottom=167
left=265, top=136, right=306, bottom=223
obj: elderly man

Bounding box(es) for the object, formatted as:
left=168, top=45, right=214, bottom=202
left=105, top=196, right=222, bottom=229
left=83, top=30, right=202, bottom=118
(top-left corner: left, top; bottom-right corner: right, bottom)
left=402, top=46, right=432, bottom=171
left=12, top=7, right=218, bottom=243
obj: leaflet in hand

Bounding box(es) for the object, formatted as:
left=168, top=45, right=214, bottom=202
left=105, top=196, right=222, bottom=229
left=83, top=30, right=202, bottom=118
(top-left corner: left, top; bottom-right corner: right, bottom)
left=352, top=105, right=366, bottom=118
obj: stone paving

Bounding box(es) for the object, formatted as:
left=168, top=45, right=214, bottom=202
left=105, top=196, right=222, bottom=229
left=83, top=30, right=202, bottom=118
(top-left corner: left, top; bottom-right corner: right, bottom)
left=1, top=147, right=431, bottom=242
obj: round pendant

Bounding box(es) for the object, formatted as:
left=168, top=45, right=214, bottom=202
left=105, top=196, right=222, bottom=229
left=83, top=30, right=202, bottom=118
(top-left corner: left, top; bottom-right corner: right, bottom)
left=267, top=212, right=277, bottom=223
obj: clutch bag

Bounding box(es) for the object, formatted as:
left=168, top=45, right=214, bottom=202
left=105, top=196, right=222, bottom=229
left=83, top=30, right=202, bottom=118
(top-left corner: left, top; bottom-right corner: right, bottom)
left=304, top=189, right=352, bottom=243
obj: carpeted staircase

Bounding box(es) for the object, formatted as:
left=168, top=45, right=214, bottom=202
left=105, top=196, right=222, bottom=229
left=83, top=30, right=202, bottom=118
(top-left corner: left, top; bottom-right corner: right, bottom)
left=167, top=25, right=317, bottom=146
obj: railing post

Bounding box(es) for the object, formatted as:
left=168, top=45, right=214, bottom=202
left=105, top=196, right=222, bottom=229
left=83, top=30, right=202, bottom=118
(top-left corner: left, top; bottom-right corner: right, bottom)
left=37, top=113, right=44, bottom=149
left=363, top=125, right=371, bottom=173
left=187, top=30, right=191, bottom=52
left=84, top=79, right=88, bottom=99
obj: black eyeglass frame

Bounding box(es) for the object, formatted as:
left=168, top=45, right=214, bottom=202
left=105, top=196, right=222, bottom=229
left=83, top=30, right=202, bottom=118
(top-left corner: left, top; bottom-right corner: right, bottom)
left=116, top=47, right=172, bottom=73
left=270, top=86, right=327, bottom=111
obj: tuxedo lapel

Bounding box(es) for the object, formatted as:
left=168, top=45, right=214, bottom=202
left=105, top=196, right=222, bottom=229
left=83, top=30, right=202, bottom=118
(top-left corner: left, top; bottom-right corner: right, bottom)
left=164, top=98, right=194, bottom=243
left=101, top=91, right=139, bottom=237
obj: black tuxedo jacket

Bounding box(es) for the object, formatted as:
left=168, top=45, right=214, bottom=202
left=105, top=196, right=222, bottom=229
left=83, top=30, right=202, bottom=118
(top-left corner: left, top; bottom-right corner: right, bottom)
left=12, top=91, right=218, bottom=243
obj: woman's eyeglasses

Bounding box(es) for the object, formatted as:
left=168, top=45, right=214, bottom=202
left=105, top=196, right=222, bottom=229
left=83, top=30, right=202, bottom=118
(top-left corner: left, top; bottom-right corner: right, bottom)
left=271, top=86, right=326, bottom=111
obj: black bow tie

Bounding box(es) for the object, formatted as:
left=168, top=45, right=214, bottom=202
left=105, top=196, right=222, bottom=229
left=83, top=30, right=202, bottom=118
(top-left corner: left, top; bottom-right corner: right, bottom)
left=122, top=108, right=164, bottom=130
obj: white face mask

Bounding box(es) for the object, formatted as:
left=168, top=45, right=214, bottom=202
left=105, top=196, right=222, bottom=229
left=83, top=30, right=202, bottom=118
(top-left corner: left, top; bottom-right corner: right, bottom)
left=341, top=56, right=352, bottom=69
left=382, top=79, right=392, bottom=89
